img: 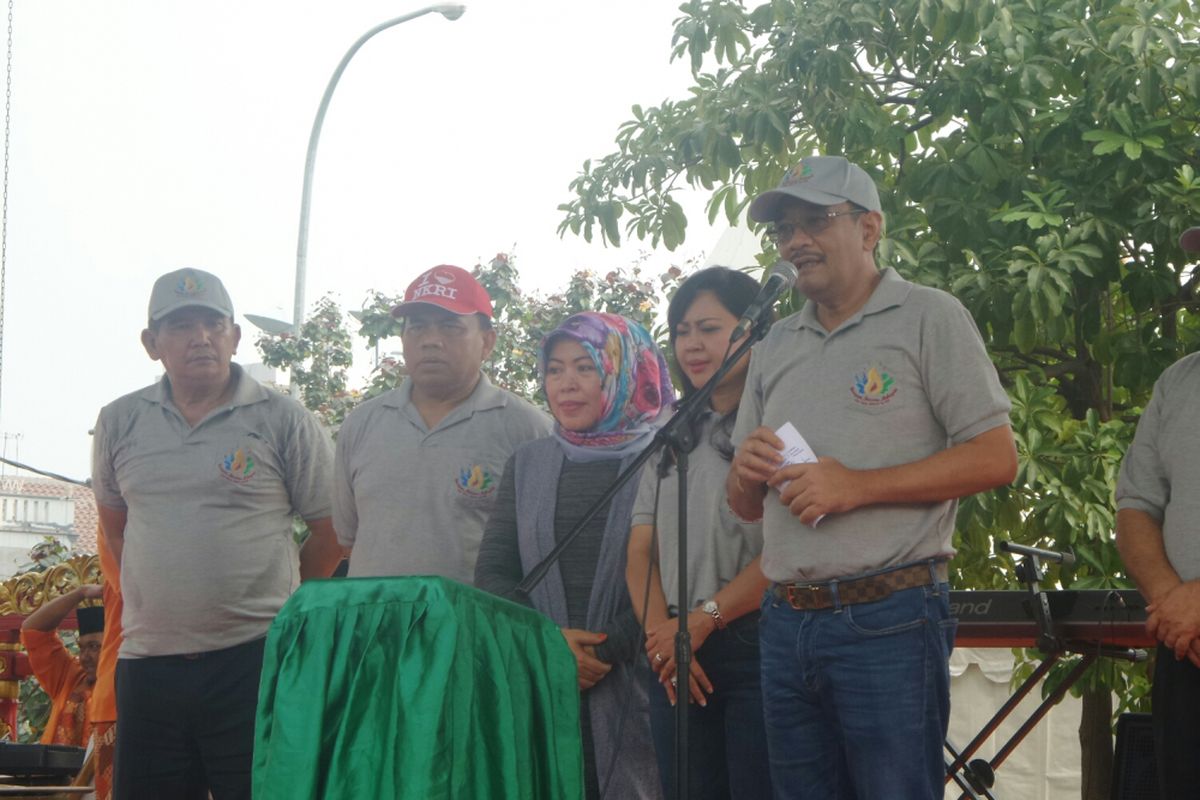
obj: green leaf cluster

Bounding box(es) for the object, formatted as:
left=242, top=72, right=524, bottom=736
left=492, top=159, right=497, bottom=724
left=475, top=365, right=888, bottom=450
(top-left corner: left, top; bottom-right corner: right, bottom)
left=255, top=296, right=355, bottom=427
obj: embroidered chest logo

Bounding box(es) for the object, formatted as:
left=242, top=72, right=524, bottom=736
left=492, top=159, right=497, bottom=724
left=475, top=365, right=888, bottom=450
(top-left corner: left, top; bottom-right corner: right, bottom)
left=455, top=464, right=496, bottom=497
left=850, top=365, right=897, bottom=406
left=220, top=447, right=257, bottom=483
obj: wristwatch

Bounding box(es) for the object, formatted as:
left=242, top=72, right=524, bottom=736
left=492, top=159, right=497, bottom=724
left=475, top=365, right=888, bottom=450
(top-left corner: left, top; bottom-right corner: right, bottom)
left=700, top=599, right=727, bottom=630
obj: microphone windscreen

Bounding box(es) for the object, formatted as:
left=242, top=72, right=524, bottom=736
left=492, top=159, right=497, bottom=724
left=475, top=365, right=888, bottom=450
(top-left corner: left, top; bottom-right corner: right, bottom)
left=768, top=260, right=799, bottom=284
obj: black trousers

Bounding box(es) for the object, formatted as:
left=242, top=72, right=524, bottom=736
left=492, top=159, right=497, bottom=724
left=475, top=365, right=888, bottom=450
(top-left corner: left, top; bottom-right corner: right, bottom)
left=113, top=637, right=265, bottom=800
left=1153, top=643, right=1200, bottom=799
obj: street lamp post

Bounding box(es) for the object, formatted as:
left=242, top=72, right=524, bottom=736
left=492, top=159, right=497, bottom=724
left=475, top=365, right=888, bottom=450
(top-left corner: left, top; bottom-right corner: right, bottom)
left=292, top=4, right=467, bottom=339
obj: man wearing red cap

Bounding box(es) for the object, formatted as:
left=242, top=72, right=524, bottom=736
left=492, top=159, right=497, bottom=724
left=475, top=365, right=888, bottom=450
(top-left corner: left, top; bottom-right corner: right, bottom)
left=1116, top=224, right=1200, bottom=796
left=334, top=265, right=551, bottom=582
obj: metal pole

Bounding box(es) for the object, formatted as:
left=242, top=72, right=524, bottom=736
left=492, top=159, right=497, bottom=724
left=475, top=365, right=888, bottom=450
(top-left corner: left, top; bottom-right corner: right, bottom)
left=293, top=5, right=466, bottom=338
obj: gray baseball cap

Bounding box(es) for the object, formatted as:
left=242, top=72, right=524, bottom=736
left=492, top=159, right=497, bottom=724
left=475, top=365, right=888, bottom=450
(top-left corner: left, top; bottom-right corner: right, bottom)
left=147, top=268, right=234, bottom=324
left=749, top=156, right=882, bottom=222
left=1181, top=227, right=1200, bottom=253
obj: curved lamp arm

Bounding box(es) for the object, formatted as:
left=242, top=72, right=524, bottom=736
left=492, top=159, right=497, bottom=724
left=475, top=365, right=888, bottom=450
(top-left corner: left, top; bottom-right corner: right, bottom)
left=293, top=5, right=467, bottom=336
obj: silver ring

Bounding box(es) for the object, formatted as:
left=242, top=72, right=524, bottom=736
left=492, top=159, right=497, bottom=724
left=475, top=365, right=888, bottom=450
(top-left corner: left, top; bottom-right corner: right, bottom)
left=654, top=653, right=664, bottom=663
left=670, top=676, right=678, bottom=687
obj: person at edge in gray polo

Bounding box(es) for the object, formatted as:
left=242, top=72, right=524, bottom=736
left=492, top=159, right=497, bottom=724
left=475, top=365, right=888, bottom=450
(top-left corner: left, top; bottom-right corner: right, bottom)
left=726, top=156, right=1018, bottom=800
left=333, top=265, right=551, bottom=582
left=1115, top=225, right=1200, bottom=798
left=91, top=268, right=342, bottom=800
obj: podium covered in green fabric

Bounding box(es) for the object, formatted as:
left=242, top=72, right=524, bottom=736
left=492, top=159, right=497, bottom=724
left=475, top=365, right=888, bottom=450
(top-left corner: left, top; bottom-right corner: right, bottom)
left=252, top=577, right=584, bottom=799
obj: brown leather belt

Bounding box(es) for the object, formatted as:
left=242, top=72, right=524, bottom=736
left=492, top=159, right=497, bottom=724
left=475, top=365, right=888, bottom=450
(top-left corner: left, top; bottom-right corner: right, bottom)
left=771, top=563, right=943, bottom=611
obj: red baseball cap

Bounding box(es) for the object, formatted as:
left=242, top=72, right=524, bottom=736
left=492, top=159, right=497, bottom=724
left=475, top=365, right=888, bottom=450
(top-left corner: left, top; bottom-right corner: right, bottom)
left=1180, top=227, right=1200, bottom=253
left=391, top=265, right=493, bottom=319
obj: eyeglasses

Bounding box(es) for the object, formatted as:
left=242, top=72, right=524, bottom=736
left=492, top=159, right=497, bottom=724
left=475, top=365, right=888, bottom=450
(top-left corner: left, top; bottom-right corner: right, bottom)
left=765, top=209, right=866, bottom=245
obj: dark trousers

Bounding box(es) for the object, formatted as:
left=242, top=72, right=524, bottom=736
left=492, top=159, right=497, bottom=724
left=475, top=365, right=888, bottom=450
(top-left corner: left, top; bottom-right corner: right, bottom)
left=648, top=613, right=773, bottom=799
left=1153, top=643, right=1200, bottom=798
left=114, top=637, right=266, bottom=800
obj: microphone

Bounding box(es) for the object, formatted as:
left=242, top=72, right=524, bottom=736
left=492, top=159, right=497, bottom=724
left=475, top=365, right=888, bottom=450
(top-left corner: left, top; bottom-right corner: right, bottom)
left=729, top=260, right=799, bottom=342
left=998, top=540, right=1076, bottom=568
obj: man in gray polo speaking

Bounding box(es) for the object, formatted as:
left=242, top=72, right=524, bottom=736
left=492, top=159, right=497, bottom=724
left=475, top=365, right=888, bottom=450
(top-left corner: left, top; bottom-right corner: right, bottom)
left=727, top=156, right=1017, bottom=799
left=92, top=268, right=340, bottom=799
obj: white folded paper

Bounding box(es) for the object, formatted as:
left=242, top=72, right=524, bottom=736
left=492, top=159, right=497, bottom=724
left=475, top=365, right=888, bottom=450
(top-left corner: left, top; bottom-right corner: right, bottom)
left=774, top=422, right=824, bottom=526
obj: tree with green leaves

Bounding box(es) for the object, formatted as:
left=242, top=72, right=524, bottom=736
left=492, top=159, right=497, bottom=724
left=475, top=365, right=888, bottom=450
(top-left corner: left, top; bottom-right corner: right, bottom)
left=255, top=296, right=354, bottom=426
left=558, top=1, right=1199, bottom=794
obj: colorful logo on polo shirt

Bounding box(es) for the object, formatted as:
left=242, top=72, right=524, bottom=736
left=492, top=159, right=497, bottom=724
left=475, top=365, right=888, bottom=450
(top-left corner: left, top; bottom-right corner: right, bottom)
left=455, top=464, right=496, bottom=497
left=781, top=162, right=815, bottom=186
left=176, top=274, right=205, bottom=297
left=220, top=447, right=256, bottom=483
left=850, top=365, right=897, bottom=406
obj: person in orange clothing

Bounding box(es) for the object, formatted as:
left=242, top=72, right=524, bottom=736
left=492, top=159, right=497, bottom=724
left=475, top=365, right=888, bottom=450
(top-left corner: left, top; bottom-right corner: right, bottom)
left=19, top=584, right=104, bottom=747
left=90, top=531, right=122, bottom=800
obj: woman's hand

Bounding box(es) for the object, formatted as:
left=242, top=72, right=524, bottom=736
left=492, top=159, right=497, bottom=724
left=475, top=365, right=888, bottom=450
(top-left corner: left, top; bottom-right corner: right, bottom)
left=645, top=611, right=717, bottom=706
left=644, top=611, right=716, bottom=675
left=658, top=656, right=713, bottom=707
left=643, top=617, right=678, bottom=677
left=561, top=628, right=612, bottom=690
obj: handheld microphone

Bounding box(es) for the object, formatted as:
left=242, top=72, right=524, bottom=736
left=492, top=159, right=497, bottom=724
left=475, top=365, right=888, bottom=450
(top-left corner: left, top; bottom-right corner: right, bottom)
left=729, top=260, right=799, bottom=342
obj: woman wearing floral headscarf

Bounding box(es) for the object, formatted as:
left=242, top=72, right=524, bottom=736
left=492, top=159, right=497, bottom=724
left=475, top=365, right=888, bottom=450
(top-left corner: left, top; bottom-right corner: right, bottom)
left=476, top=312, right=674, bottom=800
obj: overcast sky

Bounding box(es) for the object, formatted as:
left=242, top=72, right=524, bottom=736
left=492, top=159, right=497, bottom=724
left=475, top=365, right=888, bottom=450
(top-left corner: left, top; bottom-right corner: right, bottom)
left=3, top=1, right=747, bottom=481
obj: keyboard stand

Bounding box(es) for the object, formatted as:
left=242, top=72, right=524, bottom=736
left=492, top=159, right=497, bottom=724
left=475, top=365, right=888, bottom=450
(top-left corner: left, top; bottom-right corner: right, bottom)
left=944, top=545, right=1146, bottom=798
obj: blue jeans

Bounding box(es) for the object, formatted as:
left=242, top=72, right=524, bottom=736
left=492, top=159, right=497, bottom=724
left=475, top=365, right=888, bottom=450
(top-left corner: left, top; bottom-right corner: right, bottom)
left=648, top=613, right=772, bottom=799
left=759, top=581, right=956, bottom=800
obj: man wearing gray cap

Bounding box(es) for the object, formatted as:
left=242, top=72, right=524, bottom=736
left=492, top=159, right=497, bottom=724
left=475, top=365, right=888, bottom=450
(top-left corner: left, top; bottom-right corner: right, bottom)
left=92, top=268, right=341, bottom=799
left=726, top=156, right=1017, bottom=799
left=1116, top=225, right=1200, bottom=797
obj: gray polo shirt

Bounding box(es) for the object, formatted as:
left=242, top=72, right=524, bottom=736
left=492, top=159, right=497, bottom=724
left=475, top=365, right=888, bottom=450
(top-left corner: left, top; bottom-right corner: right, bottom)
left=632, top=410, right=763, bottom=610
left=732, top=268, right=1012, bottom=583
left=1116, top=352, right=1200, bottom=581
left=91, top=363, right=334, bottom=658
left=334, top=373, right=551, bottom=582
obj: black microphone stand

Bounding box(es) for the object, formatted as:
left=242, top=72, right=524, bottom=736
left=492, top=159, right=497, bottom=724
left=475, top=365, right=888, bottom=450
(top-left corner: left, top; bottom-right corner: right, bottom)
left=515, top=309, right=773, bottom=800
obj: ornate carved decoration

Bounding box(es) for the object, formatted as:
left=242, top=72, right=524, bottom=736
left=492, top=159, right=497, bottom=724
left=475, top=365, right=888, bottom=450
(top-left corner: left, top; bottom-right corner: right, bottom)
left=0, top=555, right=103, bottom=616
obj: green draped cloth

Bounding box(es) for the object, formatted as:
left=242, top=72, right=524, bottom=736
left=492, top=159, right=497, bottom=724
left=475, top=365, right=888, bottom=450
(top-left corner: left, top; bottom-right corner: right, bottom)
left=252, top=576, right=584, bottom=799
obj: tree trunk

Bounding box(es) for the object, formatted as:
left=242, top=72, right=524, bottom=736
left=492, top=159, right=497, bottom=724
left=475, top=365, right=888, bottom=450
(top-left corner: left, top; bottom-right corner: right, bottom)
left=1079, top=688, right=1113, bottom=800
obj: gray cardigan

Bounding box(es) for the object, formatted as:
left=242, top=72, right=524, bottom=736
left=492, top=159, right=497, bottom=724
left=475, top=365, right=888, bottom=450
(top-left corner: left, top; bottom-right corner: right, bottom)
left=511, top=436, right=661, bottom=800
